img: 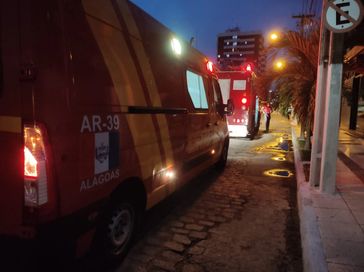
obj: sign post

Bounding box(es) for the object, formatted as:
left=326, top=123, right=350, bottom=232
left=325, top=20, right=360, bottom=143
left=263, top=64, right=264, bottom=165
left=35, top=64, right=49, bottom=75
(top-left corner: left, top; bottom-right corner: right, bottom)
left=310, top=0, right=363, bottom=193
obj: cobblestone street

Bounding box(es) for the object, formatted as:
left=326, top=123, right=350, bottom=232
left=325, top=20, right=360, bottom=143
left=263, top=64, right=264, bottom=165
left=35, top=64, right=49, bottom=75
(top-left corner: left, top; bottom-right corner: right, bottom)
left=114, top=114, right=303, bottom=272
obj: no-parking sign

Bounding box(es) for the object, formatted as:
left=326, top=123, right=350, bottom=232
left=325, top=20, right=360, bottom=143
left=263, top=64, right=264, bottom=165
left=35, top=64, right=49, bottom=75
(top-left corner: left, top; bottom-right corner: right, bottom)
left=325, top=0, right=364, bottom=32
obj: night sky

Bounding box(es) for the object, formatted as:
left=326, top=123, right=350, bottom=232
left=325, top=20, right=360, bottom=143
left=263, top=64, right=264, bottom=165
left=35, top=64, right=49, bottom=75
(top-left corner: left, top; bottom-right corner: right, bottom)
left=130, top=0, right=319, bottom=61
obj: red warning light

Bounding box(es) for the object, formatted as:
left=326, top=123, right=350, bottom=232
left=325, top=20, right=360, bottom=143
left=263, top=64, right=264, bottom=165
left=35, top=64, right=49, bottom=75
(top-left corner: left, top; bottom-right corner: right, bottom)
left=242, top=63, right=253, bottom=73
left=242, top=97, right=248, bottom=104
left=206, top=61, right=214, bottom=73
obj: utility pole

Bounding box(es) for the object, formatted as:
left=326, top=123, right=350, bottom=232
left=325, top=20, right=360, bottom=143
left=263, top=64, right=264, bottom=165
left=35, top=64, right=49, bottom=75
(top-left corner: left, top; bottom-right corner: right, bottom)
left=319, top=32, right=344, bottom=193
left=309, top=3, right=330, bottom=187
left=292, top=14, right=316, bottom=32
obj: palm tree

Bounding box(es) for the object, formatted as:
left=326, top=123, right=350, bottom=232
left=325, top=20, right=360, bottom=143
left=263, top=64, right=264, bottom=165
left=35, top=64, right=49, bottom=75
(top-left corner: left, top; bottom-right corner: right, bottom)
left=256, top=21, right=320, bottom=149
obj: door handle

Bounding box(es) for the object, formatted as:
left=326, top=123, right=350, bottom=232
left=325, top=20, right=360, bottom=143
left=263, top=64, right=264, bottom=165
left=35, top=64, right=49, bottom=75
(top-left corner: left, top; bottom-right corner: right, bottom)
left=214, top=121, right=219, bottom=126
left=207, top=122, right=212, bottom=127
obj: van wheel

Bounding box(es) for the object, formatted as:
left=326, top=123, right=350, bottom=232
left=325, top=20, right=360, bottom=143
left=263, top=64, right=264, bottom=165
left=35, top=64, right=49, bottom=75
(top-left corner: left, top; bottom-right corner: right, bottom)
left=216, top=139, right=229, bottom=170
left=99, top=199, right=140, bottom=260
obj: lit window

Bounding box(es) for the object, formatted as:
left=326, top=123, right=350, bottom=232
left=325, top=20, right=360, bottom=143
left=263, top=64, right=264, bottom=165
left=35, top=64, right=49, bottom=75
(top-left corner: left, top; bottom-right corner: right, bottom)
left=227, top=42, right=230, bottom=45
left=186, top=70, right=208, bottom=109
left=233, top=42, right=237, bottom=46
left=218, top=54, right=221, bottom=58
left=245, top=41, right=248, bottom=45
left=226, top=54, right=230, bottom=57
left=233, top=35, right=237, bottom=39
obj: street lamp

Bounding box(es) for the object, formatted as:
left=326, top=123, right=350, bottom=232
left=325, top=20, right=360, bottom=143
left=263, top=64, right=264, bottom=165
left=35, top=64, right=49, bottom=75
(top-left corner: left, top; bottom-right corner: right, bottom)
left=268, top=30, right=282, bottom=43
left=270, top=32, right=279, bottom=41
left=274, top=59, right=286, bottom=71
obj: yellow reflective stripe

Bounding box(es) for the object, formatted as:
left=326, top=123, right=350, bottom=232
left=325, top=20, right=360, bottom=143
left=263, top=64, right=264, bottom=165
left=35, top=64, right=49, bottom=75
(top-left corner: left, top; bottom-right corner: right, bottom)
left=116, top=0, right=142, bottom=39
left=126, top=115, right=163, bottom=179
left=0, top=116, right=21, bottom=133
left=82, top=0, right=121, bottom=29
left=83, top=3, right=162, bottom=180
left=86, top=18, right=146, bottom=106
left=118, top=1, right=175, bottom=171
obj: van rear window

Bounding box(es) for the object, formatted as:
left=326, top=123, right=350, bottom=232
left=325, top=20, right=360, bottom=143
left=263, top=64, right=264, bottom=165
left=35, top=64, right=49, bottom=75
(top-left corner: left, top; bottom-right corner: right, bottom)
left=186, top=70, right=208, bottom=109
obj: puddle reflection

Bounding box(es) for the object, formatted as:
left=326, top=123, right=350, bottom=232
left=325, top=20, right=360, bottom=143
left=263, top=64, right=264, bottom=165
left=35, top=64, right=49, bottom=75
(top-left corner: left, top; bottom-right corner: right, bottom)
left=264, top=168, right=293, bottom=178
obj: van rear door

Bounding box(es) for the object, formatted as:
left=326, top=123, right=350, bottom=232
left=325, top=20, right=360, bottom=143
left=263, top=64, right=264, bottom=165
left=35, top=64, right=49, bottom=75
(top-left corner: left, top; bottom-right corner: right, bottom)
left=0, top=1, right=25, bottom=236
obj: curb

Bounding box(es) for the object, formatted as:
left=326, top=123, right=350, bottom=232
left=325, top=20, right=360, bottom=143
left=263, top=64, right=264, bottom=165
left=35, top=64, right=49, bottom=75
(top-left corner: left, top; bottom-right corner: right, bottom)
left=291, top=127, right=328, bottom=272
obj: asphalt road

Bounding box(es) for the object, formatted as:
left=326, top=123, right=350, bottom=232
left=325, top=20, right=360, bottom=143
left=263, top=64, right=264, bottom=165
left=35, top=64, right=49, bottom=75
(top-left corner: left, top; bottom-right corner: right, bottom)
left=111, top=113, right=303, bottom=272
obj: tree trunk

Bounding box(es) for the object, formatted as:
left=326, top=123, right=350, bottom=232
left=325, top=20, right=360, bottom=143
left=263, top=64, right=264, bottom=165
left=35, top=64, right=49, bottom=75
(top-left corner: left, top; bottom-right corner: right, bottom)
left=304, top=121, right=311, bottom=150
left=299, top=124, right=305, bottom=140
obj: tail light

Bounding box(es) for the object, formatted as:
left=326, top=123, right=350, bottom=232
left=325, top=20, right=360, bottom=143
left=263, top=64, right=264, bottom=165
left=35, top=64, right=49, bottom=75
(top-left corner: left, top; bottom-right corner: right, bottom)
left=24, top=125, right=48, bottom=207
left=23, top=124, right=57, bottom=223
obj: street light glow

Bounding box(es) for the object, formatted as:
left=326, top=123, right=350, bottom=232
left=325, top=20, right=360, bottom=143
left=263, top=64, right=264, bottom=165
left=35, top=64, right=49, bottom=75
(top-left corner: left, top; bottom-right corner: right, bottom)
left=270, top=33, right=279, bottom=41
left=276, top=61, right=283, bottom=68
left=274, top=59, right=286, bottom=70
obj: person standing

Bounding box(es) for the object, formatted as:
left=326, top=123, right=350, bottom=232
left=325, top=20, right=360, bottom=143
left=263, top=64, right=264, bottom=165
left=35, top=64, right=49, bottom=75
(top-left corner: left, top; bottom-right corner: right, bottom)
left=263, top=103, right=272, bottom=132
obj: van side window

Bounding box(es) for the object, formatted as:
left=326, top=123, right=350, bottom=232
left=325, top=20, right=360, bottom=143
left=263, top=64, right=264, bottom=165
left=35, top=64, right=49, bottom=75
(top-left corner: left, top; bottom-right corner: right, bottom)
left=186, top=70, right=208, bottom=109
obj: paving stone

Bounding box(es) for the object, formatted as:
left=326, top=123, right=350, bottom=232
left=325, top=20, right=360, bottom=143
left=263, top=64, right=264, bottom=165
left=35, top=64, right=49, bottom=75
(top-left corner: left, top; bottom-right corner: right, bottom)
left=161, top=250, right=184, bottom=263
left=217, top=203, right=231, bottom=208
left=141, top=245, right=162, bottom=256
left=171, top=227, right=189, bottom=234
left=198, top=220, right=215, bottom=227
left=187, top=245, right=205, bottom=255
left=152, top=258, right=176, bottom=271
left=180, top=216, right=195, bottom=223
left=150, top=269, right=167, bottom=272
left=182, top=263, right=204, bottom=272
left=232, top=200, right=245, bottom=206
left=221, top=212, right=235, bottom=218
left=173, top=234, right=192, bottom=245
left=208, top=215, right=227, bottom=223
left=185, top=224, right=204, bottom=231
left=164, top=241, right=185, bottom=253
left=146, top=237, right=166, bottom=246
left=188, top=212, right=205, bottom=220
left=206, top=211, right=217, bottom=217
left=189, top=231, right=208, bottom=240
left=170, top=221, right=184, bottom=228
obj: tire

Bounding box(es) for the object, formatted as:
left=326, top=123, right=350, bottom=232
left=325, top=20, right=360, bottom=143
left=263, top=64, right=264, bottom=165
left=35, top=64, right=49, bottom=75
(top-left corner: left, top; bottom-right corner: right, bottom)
left=216, top=138, right=229, bottom=170
left=98, top=198, right=141, bottom=261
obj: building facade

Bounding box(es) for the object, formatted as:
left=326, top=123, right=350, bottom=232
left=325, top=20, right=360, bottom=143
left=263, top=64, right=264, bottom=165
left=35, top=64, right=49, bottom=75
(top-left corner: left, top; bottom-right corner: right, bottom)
left=217, top=28, right=265, bottom=74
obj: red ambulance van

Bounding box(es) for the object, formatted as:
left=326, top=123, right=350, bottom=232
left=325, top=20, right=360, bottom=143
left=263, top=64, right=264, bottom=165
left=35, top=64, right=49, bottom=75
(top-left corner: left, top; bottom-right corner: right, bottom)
left=0, top=0, right=231, bottom=260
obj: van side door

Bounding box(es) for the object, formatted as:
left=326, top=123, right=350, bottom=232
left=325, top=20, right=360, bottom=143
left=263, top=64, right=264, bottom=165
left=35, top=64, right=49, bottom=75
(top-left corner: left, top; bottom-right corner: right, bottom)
left=184, top=69, right=213, bottom=167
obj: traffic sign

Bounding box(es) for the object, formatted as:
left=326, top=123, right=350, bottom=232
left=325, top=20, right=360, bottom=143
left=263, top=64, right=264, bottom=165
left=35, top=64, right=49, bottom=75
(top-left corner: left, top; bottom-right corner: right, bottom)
left=324, top=0, right=364, bottom=33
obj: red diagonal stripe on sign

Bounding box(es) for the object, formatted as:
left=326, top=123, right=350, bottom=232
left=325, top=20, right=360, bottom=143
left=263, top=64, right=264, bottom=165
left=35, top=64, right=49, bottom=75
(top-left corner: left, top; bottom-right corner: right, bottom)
left=328, top=1, right=357, bottom=24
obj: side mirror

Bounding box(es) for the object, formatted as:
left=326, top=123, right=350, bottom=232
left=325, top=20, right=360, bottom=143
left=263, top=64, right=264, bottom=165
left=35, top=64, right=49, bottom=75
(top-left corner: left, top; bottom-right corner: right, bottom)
left=225, top=99, right=234, bottom=116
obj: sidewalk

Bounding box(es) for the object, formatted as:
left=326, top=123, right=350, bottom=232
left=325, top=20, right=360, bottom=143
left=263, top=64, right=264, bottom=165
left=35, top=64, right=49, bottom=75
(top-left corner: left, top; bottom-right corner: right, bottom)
left=292, top=126, right=364, bottom=272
